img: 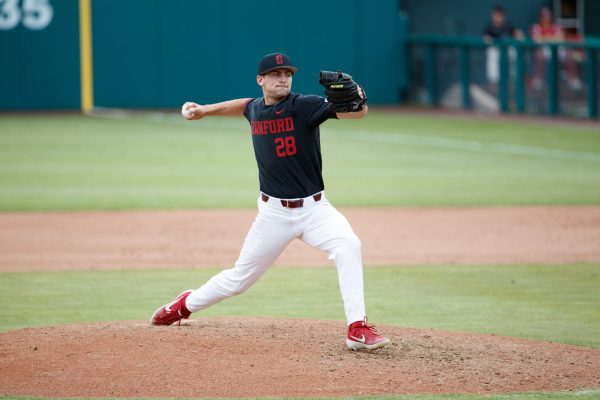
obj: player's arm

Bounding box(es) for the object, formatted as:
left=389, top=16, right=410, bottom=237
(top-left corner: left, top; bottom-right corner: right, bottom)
left=181, top=98, right=251, bottom=120
left=336, top=105, right=368, bottom=119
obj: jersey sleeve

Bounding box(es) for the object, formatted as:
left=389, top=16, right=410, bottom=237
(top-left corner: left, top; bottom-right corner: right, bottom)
left=242, top=98, right=257, bottom=121
left=295, top=95, right=337, bottom=127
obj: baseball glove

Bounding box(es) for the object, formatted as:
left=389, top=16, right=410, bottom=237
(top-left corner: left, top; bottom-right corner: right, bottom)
left=319, top=70, right=367, bottom=113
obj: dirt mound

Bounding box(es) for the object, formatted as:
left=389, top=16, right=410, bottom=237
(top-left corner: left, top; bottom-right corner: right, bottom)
left=1, top=317, right=599, bottom=398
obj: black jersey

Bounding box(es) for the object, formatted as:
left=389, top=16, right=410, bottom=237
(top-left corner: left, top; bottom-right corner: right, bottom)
left=243, top=93, right=337, bottom=199
left=483, top=22, right=517, bottom=39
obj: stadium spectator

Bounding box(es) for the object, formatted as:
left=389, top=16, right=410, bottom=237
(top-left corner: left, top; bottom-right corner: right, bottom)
left=530, top=7, right=582, bottom=90
left=482, top=5, right=524, bottom=88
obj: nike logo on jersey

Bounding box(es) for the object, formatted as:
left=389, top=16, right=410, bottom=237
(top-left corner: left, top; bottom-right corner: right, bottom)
left=275, top=108, right=285, bottom=115
left=350, top=334, right=366, bottom=343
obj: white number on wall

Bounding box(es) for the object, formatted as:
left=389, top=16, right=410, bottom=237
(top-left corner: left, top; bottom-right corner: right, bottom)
left=0, top=0, right=21, bottom=30
left=0, top=0, right=53, bottom=30
left=22, top=0, right=53, bottom=29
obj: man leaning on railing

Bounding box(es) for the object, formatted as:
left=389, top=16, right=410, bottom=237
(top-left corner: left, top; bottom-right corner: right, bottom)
left=482, top=5, right=524, bottom=92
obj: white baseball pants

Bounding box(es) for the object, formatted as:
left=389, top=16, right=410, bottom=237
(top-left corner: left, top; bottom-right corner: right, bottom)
left=185, top=192, right=366, bottom=325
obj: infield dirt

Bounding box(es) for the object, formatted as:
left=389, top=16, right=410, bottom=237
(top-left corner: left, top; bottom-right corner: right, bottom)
left=1, top=206, right=599, bottom=271
left=1, top=206, right=599, bottom=397
left=1, top=318, right=600, bottom=397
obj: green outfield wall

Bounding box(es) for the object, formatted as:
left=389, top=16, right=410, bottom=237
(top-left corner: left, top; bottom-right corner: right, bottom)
left=0, top=0, right=80, bottom=110
left=0, top=0, right=406, bottom=110
left=2, top=0, right=597, bottom=119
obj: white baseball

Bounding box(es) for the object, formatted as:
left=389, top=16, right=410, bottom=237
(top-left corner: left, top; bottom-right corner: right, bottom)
left=181, top=104, right=191, bottom=118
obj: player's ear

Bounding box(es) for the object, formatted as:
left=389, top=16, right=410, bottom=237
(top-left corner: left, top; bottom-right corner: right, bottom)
left=257, top=74, right=264, bottom=87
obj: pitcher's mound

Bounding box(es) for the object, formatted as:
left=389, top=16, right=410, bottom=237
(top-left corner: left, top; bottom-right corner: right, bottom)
left=1, top=317, right=599, bottom=397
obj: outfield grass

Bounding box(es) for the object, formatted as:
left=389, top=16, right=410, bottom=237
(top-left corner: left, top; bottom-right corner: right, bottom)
left=0, top=112, right=599, bottom=210
left=1, top=264, right=598, bottom=348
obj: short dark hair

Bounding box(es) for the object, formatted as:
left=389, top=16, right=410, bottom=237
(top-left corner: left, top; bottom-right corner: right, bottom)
left=493, top=5, right=505, bottom=13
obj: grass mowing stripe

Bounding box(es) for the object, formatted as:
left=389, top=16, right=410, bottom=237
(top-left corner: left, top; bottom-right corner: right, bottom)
left=335, top=129, right=600, bottom=162
left=90, top=110, right=600, bottom=161
left=1, top=265, right=598, bottom=348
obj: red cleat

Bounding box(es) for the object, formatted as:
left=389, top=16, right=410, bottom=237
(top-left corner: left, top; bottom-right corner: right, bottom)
left=346, top=317, right=390, bottom=350
left=150, top=290, right=193, bottom=326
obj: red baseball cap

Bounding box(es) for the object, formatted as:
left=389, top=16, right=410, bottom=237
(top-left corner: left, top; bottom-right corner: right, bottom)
left=257, top=53, right=298, bottom=75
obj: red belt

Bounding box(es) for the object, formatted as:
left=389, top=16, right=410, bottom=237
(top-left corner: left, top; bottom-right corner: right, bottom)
left=261, top=192, right=322, bottom=208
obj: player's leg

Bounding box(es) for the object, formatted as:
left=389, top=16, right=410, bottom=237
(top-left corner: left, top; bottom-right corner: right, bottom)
left=151, top=198, right=296, bottom=325
left=300, top=198, right=365, bottom=323
left=186, top=199, right=296, bottom=311
left=300, top=196, right=390, bottom=350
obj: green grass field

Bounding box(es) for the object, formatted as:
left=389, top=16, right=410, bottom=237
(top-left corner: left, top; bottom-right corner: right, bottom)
left=0, top=111, right=599, bottom=210
left=1, top=265, right=599, bottom=347
left=0, top=111, right=599, bottom=400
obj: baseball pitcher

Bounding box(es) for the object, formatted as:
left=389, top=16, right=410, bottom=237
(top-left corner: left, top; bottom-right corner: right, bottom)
left=151, top=53, right=390, bottom=351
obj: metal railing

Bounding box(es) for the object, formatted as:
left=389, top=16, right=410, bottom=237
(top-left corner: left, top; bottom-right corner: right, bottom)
left=407, top=34, right=599, bottom=119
